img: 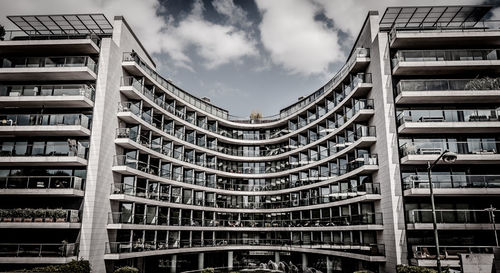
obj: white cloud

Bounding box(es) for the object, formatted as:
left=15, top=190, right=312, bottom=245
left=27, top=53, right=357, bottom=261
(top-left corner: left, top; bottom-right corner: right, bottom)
left=255, top=0, right=343, bottom=76
left=212, top=0, right=252, bottom=29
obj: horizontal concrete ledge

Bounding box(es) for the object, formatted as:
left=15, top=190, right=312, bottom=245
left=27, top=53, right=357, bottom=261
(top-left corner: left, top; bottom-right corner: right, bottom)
left=0, top=222, right=81, bottom=229
left=0, top=156, right=87, bottom=166
left=107, top=224, right=384, bottom=232
left=0, top=67, right=97, bottom=81
left=0, top=39, right=100, bottom=54
left=392, top=60, right=500, bottom=75
left=0, top=188, right=84, bottom=196
left=411, top=258, right=460, bottom=268
left=0, top=125, right=91, bottom=136
left=395, top=90, right=500, bottom=104
left=0, top=256, right=78, bottom=264
left=390, top=30, right=500, bottom=48
left=104, top=245, right=386, bottom=262
left=407, top=223, right=496, bottom=230
left=398, top=121, right=500, bottom=134
left=404, top=188, right=500, bottom=196
left=0, top=95, right=94, bottom=108
left=400, top=154, right=500, bottom=165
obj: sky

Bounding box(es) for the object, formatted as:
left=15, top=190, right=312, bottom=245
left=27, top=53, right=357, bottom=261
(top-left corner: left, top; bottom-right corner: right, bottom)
left=1, top=0, right=500, bottom=118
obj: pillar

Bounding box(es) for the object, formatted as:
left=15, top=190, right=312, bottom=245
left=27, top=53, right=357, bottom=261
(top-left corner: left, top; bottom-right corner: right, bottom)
left=170, top=254, right=177, bottom=273
left=326, top=256, right=333, bottom=273
left=275, top=252, right=280, bottom=263
left=198, top=253, right=205, bottom=270
left=228, top=251, right=234, bottom=269
left=302, top=253, right=308, bottom=270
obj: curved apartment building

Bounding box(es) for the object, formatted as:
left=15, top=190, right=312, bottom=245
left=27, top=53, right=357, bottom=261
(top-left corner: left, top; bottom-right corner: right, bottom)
left=0, top=5, right=499, bottom=273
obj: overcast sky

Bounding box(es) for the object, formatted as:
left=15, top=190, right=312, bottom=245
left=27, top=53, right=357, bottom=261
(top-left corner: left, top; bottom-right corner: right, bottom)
left=1, top=0, right=499, bottom=117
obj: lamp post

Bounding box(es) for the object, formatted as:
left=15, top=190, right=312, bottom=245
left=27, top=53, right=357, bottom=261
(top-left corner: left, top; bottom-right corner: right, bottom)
left=427, top=150, right=457, bottom=273
left=484, top=205, right=498, bottom=247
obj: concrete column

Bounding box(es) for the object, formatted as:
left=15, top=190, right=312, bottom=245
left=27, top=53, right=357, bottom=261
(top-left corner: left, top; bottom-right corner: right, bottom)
left=326, top=256, right=333, bottom=273
left=275, top=252, right=280, bottom=263
left=170, top=254, right=177, bottom=273
left=198, top=253, right=205, bottom=270
left=302, top=253, right=308, bottom=270
left=228, top=251, right=234, bottom=269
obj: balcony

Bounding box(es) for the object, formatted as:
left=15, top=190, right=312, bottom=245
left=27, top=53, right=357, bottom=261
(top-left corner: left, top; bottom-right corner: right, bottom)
left=0, top=114, right=91, bottom=136
left=394, top=79, right=500, bottom=104
left=396, top=109, right=500, bottom=134
left=0, top=56, right=97, bottom=81
left=0, top=208, right=80, bottom=229
left=0, top=30, right=100, bottom=54
left=0, top=175, right=84, bottom=196
left=407, top=209, right=498, bottom=230
left=403, top=174, right=500, bottom=196
left=391, top=49, right=500, bottom=75
left=0, top=141, right=88, bottom=166
left=0, top=243, right=78, bottom=264
left=411, top=245, right=495, bottom=268
left=0, top=84, right=95, bottom=108
left=399, top=140, right=500, bottom=164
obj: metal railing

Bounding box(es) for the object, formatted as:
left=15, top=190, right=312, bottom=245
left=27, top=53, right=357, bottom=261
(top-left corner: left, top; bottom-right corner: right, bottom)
left=412, top=245, right=495, bottom=260
left=400, top=140, right=500, bottom=157
left=0, top=56, right=98, bottom=73
left=408, top=209, right=497, bottom=224
left=0, top=175, right=84, bottom=190
left=2, top=29, right=101, bottom=45
left=0, top=84, right=95, bottom=100
left=0, top=141, right=88, bottom=159
left=403, top=174, right=500, bottom=190
left=392, top=49, right=500, bottom=67
left=0, top=113, right=90, bottom=129
left=0, top=243, right=78, bottom=257
left=396, top=108, right=500, bottom=126
left=395, top=79, right=500, bottom=95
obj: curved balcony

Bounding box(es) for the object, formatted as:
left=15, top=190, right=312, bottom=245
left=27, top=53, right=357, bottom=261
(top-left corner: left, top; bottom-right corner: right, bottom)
left=392, top=49, right=500, bottom=75
left=0, top=113, right=91, bottom=136
left=0, top=56, right=97, bottom=81
left=0, top=84, right=95, bottom=108
left=0, top=243, right=78, bottom=264
left=399, top=140, right=500, bottom=164
left=0, top=141, right=88, bottom=166
left=394, top=79, right=500, bottom=104
left=396, top=109, right=500, bottom=134
left=105, top=240, right=385, bottom=262
left=0, top=175, right=84, bottom=196
left=407, top=209, right=497, bottom=230
left=403, top=174, right=500, bottom=196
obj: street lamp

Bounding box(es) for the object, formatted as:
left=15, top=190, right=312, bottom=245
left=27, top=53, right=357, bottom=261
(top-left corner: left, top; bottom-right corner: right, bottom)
left=427, top=150, right=457, bottom=273
left=484, top=205, right=498, bottom=247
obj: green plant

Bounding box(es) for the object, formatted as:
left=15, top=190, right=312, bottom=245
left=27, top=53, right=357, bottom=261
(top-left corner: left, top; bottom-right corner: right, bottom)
left=114, top=266, right=140, bottom=273
left=201, top=268, right=214, bottom=273
left=465, top=77, right=500, bottom=90
left=12, top=208, right=24, bottom=218
left=13, top=259, right=90, bottom=272
left=0, top=209, right=6, bottom=218
left=33, top=209, right=45, bottom=218
left=54, top=208, right=67, bottom=219
left=22, top=208, right=34, bottom=218
left=396, top=264, right=437, bottom=273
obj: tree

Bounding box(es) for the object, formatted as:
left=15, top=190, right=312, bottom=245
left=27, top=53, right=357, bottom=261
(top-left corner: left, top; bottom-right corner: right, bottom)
left=0, top=25, right=5, bottom=40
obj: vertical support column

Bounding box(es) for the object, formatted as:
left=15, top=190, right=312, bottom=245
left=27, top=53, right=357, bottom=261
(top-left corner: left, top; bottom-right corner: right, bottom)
left=170, top=254, right=177, bottom=273
left=198, top=253, right=205, bottom=270
left=302, top=253, right=308, bottom=270
left=326, top=256, right=333, bottom=273
left=228, top=251, right=234, bottom=269
left=275, top=252, right=280, bottom=263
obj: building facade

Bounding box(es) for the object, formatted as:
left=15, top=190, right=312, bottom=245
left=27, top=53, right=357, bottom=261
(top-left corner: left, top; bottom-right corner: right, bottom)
left=0, top=5, right=498, bottom=273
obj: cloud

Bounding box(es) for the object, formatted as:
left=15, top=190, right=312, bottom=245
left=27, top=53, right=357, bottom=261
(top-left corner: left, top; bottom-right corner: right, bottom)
left=161, top=0, right=258, bottom=70
left=255, top=0, right=343, bottom=76
left=212, top=0, right=252, bottom=29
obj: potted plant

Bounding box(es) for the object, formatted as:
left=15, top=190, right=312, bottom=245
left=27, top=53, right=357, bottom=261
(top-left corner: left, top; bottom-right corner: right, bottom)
left=55, top=208, right=67, bottom=222
left=0, top=25, right=5, bottom=41
left=45, top=209, right=55, bottom=222
left=23, top=208, right=34, bottom=222
left=13, top=208, right=23, bottom=222
left=0, top=209, right=9, bottom=222
left=114, top=266, right=140, bottom=273
left=33, top=208, right=45, bottom=222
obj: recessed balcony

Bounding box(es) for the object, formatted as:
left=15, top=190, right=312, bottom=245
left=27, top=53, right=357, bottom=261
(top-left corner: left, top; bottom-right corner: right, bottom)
left=403, top=174, right=500, bottom=196
left=0, top=208, right=80, bottom=228
left=0, top=84, right=95, bottom=108
left=391, top=49, right=500, bottom=75
left=0, top=114, right=91, bottom=136
left=0, top=243, right=78, bottom=264
left=406, top=209, right=498, bottom=230
left=0, top=175, right=84, bottom=196
left=0, top=141, right=88, bottom=166
left=411, top=245, right=495, bottom=268
left=394, top=79, right=500, bottom=104
left=0, top=56, right=97, bottom=81
left=396, top=109, right=500, bottom=134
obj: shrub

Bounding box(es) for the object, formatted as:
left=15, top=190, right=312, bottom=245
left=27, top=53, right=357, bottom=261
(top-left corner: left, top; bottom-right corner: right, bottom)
left=396, top=265, right=437, bottom=273
left=54, top=208, right=67, bottom=218
left=201, top=268, right=215, bottom=273
left=465, top=77, right=500, bottom=90
left=14, top=259, right=90, bottom=272
left=12, top=208, right=24, bottom=218
left=33, top=209, right=45, bottom=218
left=114, top=266, right=139, bottom=273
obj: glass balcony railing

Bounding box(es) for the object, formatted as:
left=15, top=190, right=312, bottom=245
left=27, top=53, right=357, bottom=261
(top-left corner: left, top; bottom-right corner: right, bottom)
left=0, top=84, right=95, bottom=101
left=408, top=209, right=497, bottom=224
left=399, top=140, right=500, bottom=157
left=0, top=175, right=84, bottom=190
left=0, top=56, right=98, bottom=73
left=392, top=49, right=500, bottom=67
left=2, top=30, right=101, bottom=46
left=0, top=114, right=90, bottom=129
left=106, top=239, right=384, bottom=256
left=395, top=79, right=500, bottom=95
left=403, top=174, right=500, bottom=190
left=0, top=208, right=80, bottom=223
left=0, top=243, right=78, bottom=257
left=397, top=109, right=500, bottom=126
left=0, top=141, right=88, bottom=159
left=412, top=245, right=494, bottom=260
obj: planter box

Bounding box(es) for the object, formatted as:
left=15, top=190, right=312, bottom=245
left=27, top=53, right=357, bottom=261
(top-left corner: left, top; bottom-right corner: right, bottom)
left=1, top=218, right=12, bottom=222
left=56, top=218, right=66, bottom=222
left=44, top=217, right=54, bottom=222
left=23, top=218, right=33, bottom=222
left=13, top=218, right=22, bottom=222
left=34, top=218, right=44, bottom=222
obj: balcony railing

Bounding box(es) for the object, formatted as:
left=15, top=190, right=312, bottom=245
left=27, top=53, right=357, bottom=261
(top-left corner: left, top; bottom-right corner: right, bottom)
left=0, top=56, right=98, bottom=73
left=0, top=208, right=80, bottom=223
left=0, top=243, right=78, bottom=257
left=392, top=49, right=500, bottom=67
left=397, top=109, right=500, bottom=126
left=400, top=140, right=500, bottom=157
left=0, top=141, right=88, bottom=159
left=408, top=209, right=497, bottom=224
left=106, top=239, right=384, bottom=256
left=0, top=175, right=84, bottom=191
left=2, top=30, right=101, bottom=46
left=0, top=113, right=90, bottom=129
left=0, top=84, right=95, bottom=101
left=395, top=79, right=500, bottom=95
left=403, top=174, right=500, bottom=190
left=412, top=245, right=494, bottom=260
